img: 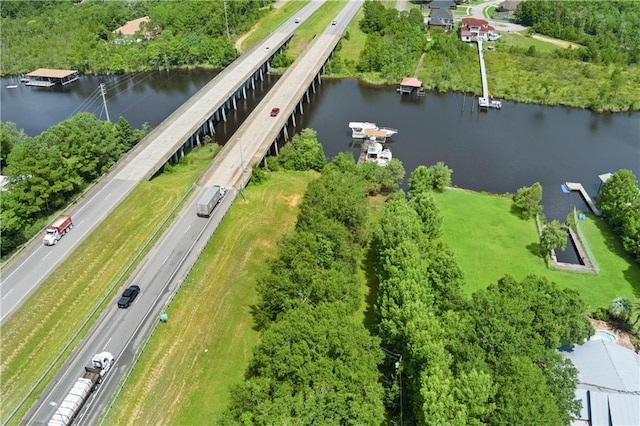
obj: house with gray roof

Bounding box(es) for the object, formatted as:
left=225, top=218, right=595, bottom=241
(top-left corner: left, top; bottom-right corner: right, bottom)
left=429, top=8, right=454, bottom=33
left=425, top=0, right=457, bottom=10
left=560, top=339, right=640, bottom=426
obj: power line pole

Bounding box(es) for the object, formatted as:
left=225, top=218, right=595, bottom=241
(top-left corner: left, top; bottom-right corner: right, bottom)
left=223, top=1, right=231, bottom=40
left=99, top=83, right=111, bottom=122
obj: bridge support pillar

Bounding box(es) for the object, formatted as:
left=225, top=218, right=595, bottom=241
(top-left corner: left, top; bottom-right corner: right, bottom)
left=274, top=140, right=279, bottom=156
left=232, top=95, right=237, bottom=110
left=196, top=133, right=201, bottom=146
left=221, top=108, right=227, bottom=122
left=209, top=119, right=215, bottom=135
left=299, top=100, right=304, bottom=114
left=180, top=146, right=184, bottom=158
left=305, top=90, right=310, bottom=103
left=291, top=114, right=296, bottom=127
left=242, top=86, right=247, bottom=99
left=259, top=68, right=264, bottom=81
left=251, top=76, right=255, bottom=90
left=311, top=80, right=316, bottom=94
left=283, top=126, right=289, bottom=142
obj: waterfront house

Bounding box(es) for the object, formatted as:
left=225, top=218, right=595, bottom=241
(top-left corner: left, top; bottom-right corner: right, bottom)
left=429, top=8, right=454, bottom=33
left=460, top=17, right=495, bottom=42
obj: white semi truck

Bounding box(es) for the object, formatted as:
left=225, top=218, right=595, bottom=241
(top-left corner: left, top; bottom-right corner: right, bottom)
left=48, top=352, right=114, bottom=426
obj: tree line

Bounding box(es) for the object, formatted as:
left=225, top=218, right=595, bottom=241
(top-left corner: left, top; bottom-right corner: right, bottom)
left=515, top=0, right=640, bottom=65
left=221, top=132, right=593, bottom=424
left=0, top=115, right=147, bottom=256
left=597, top=169, right=640, bottom=263
left=354, top=1, right=426, bottom=81
left=1, top=0, right=270, bottom=76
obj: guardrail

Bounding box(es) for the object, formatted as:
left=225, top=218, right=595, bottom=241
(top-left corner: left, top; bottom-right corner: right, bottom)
left=98, top=190, right=235, bottom=425
left=3, top=184, right=196, bottom=426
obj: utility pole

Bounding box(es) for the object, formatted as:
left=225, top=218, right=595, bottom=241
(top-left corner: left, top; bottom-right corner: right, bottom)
left=99, top=83, right=111, bottom=122
left=223, top=1, right=231, bottom=41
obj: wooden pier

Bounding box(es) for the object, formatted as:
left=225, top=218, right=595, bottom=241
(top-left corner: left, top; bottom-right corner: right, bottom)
left=565, top=182, right=601, bottom=216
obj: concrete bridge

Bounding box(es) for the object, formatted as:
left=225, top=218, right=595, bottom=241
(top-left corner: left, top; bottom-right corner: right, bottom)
left=0, top=0, right=361, bottom=324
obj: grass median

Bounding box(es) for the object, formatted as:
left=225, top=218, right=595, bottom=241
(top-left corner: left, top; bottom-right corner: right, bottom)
left=103, top=171, right=315, bottom=425
left=433, top=188, right=639, bottom=310
left=0, top=145, right=219, bottom=425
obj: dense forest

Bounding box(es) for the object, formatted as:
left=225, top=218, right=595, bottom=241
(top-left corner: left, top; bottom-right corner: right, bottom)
left=0, top=0, right=271, bottom=75
left=0, top=116, right=148, bottom=255
left=220, top=134, right=594, bottom=424
left=515, top=0, right=640, bottom=65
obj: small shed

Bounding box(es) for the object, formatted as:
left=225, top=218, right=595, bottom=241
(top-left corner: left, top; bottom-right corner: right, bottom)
left=24, top=69, right=79, bottom=87
left=398, top=77, right=424, bottom=96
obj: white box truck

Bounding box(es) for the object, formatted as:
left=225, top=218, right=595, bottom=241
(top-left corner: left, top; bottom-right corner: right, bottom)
left=196, top=186, right=223, bottom=218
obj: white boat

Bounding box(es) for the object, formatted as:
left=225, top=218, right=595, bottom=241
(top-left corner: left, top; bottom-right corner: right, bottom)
left=349, top=122, right=398, bottom=139
left=377, top=148, right=392, bottom=166
left=365, top=142, right=383, bottom=161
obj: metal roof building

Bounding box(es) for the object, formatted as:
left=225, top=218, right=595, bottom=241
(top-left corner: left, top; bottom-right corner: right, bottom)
left=560, top=339, right=640, bottom=426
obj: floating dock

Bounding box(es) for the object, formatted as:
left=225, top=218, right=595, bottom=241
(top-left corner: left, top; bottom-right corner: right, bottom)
left=565, top=182, right=601, bottom=216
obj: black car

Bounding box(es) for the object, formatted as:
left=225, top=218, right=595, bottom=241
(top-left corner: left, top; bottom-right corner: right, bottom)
left=118, top=285, right=140, bottom=308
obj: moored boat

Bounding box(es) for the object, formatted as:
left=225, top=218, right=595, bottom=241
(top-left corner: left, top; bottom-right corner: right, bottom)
left=349, top=122, right=398, bottom=139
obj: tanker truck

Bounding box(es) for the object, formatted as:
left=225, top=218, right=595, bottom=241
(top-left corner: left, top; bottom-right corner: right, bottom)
left=48, top=352, right=114, bottom=426
left=43, top=215, right=73, bottom=246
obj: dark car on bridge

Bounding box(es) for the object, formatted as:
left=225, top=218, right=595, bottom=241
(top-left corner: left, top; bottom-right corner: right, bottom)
left=118, top=285, right=140, bottom=308
left=270, top=107, right=280, bottom=117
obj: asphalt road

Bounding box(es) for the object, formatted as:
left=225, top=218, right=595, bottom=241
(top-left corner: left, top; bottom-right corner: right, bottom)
left=21, top=3, right=364, bottom=424
left=0, top=178, right=137, bottom=324
left=25, top=187, right=235, bottom=426
left=0, top=0, right=327, bottom=326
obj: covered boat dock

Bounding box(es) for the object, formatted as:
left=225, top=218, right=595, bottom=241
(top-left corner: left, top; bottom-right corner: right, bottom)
left=397, top=77, right=425, bottom=96
left=23, top=68, right=79, bottom=87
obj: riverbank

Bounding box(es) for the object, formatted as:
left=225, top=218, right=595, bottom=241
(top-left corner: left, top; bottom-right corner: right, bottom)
left=327, top=21, right=639, bottom=112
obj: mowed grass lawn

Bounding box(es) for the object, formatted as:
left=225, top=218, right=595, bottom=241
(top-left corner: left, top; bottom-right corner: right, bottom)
left=0, top=145, right=218, bottom=425
left=104, top=171, right=316, bottom=425
left=434, top=189, right=640, bottom=310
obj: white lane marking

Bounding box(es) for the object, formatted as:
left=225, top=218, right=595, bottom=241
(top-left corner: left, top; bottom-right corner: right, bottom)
left=184, top=224, right=191, bottom=234
left=103, top=337, right=112, bottom=350
left=43, top=253, right=51, bottom=260
left=2, top=288, right=14, bottom=299
left=162, top=255, right=170, bottom=265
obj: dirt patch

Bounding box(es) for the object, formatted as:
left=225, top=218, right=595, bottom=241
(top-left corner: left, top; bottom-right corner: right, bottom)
left=531, top=34, right=579, bottom=49
left=589, top=318, right=635, bottom=350
left=234, top=30, right=254, bottom=53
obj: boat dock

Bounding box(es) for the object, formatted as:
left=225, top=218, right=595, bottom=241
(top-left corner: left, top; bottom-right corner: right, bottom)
left=22, top=68, right=79, bottom=87
left=476, top=40, right=501, bottom=110
left=565, top=182, right=602, bottom=216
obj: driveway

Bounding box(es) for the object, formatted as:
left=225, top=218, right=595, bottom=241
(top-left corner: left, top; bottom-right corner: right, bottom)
left=458, top=0, right=526, bottom=33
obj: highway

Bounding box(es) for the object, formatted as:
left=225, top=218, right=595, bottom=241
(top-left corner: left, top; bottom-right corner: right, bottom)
left=25, top=187, right=235, bottom=425
left=21, top=2, right=364, bottom=424
left=0, top=0, right=326, bottom=324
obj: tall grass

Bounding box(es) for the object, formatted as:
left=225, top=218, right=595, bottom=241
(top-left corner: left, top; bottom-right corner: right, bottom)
left=0, top=145, right=218, bottom=425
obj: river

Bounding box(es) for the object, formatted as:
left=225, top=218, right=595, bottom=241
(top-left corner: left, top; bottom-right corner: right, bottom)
left=2, top=70, right=639, bottom=261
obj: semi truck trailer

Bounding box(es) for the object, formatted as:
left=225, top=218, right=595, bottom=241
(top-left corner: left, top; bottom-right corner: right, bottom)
left=196, top=185, right=224, bottom=218
left=43, top=214, right=73, bottom=246
left=48, top=352, right=114, bottom=426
